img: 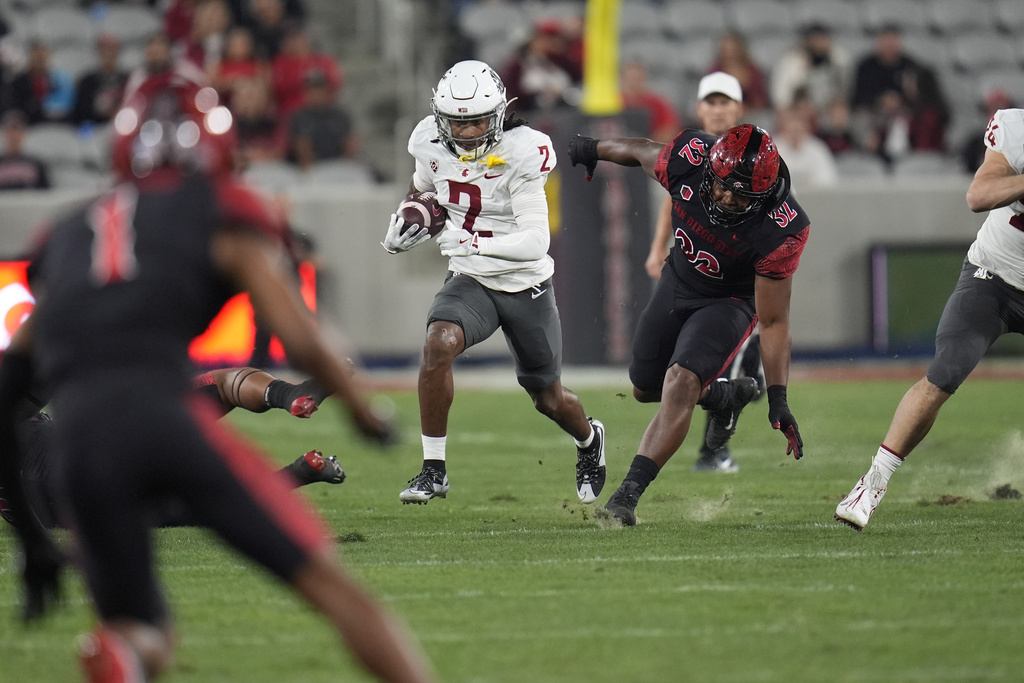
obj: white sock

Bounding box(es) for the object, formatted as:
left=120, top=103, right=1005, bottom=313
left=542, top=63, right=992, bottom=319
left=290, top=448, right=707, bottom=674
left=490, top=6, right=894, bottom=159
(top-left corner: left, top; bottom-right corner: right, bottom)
left=869, top=445, right=903, bottom=487
left=574, top=425, right=594, bottom=449
left=422, top=435, right=446, bottom=462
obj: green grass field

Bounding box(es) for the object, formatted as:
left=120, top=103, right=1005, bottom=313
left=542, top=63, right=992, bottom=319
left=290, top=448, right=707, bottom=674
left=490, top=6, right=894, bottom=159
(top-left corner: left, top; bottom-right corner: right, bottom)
left=3, top=375, right=1024, bottom=682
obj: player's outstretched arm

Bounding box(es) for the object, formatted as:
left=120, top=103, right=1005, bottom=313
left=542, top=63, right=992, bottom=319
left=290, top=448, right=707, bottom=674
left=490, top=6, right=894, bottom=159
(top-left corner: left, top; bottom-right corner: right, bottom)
left=755, top=274, right=803, bottom=459
left=211, top=230, right=393, bottom=444
left=568, top=134, right=663, bottom=180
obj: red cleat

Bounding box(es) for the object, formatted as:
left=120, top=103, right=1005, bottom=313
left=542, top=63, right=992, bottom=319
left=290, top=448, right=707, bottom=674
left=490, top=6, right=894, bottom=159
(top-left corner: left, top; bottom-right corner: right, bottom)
left=78, top=628, right=145, bottom=683
left=289, top=395, right=318, bottom=418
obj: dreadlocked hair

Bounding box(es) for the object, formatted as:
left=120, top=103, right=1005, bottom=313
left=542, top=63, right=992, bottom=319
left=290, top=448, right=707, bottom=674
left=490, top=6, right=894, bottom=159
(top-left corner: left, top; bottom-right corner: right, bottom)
left=502, top=110, right=529, bottom=131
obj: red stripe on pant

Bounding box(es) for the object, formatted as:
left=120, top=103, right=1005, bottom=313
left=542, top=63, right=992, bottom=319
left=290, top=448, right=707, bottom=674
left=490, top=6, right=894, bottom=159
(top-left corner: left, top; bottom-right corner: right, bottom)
left=187, top=397, right=330, bottom=557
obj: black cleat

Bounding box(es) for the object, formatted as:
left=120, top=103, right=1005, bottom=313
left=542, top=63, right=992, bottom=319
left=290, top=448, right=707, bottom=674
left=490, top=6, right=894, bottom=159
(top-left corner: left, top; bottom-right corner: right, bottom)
left=576, top=418, right=606, bottom=503
left=693, top=445, right=739, bottom=473
left=291, top=450, right=346, bottom=485
left=604, top=480, right=642, bottom=526
left=705, top=377, right=761, bottom=451
left=399, top=468, right=450, bottom=504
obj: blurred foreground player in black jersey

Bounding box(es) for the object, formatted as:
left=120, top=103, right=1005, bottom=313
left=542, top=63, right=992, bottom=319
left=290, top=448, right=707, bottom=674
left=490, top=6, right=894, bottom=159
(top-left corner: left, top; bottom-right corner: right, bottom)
left=0, top=73, right=435, bottom=683
left=0, top=366, right=344, bottom=529
left=569, top=124, right=809, bottom=526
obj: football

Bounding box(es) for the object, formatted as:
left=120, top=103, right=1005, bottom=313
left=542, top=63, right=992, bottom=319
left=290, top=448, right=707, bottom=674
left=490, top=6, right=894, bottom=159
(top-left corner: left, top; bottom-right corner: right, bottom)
left=397, top=191, right=447, bottom=238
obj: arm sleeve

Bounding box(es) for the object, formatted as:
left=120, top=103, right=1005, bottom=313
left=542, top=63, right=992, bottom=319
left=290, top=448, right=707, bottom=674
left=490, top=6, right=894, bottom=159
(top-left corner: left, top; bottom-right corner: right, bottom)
left=475, top=174, right=550, bottom=261
left=755, top=226, right=809, bottom=279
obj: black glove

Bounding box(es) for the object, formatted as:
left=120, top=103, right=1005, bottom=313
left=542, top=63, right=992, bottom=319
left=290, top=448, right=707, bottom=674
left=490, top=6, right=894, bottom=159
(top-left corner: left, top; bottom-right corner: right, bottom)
left=568, top=134, right=600, bottom=181
left=767, top=385, right=803, bottom=460
left=17, top=530, right=65, bottom=622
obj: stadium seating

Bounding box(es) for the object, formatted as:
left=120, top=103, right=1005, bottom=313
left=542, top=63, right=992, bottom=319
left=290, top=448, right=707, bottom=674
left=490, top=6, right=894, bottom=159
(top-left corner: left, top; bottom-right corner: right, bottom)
left=23, top=124, right=84, bottom=166
left=892, top=151, right=956, bottom=177
left=727, top=0, right=795, bottom=37
left=792, top=1, right=862, bottom=34
left=96, top=5, right=162, bottom=48
left=243, top=161, right=302, bottom=193
left=664, top=2, right=729, bottom=39
left=928, top=0, right=995, bottom=35
left=29, top=6, right=94, bottom=48
left=304, top=160, right=376, bottom=187
left=834, top=152, right=888, bottom=179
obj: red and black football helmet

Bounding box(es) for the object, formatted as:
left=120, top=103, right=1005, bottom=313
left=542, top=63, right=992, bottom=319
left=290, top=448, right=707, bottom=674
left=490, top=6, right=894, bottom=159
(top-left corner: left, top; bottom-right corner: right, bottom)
left=111, top=72, right=237, bottom=180
left=699, top=124, right=783, bottom=228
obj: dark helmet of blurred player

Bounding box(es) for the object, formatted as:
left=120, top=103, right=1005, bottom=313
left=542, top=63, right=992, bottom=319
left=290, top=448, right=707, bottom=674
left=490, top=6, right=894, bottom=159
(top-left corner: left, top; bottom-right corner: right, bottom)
left=111, top=72, right=237, bottom=180
left=431, top=60, right=508, bottom=162
left=699, top=124, right=783, bottom=228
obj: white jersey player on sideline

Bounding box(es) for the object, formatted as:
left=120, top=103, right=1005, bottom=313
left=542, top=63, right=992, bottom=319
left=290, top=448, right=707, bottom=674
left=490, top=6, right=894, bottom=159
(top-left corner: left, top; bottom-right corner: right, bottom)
left=836, top=108, right=1024, bottom=530
left=380, top=60, right=606, bottom=507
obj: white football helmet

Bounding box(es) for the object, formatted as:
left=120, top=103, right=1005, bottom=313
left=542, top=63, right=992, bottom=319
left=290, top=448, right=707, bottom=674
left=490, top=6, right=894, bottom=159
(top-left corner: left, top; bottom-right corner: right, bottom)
left=431, top=60, right=507, bottom=161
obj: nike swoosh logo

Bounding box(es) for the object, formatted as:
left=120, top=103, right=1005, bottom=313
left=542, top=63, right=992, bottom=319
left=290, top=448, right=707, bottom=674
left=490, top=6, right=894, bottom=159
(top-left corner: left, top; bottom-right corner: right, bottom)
left=484, top=173, right=502, bottom=179
left=459, top=237, right=471, bottom=245
left=531, top=288, right=547, bottom=299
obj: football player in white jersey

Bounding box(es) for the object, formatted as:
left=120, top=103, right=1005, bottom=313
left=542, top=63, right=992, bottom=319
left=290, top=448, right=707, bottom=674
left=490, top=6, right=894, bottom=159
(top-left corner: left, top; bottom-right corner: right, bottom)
left=381, top=60, right=606, bottom=506
left=836, top=108, right=1024, bottom=531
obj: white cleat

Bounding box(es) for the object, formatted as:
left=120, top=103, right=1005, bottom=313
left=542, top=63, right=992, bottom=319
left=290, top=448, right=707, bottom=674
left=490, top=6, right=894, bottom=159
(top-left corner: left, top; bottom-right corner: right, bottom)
left=399, top=469, right=450, bottom=505
left=835, top=469, right=888, bottom=531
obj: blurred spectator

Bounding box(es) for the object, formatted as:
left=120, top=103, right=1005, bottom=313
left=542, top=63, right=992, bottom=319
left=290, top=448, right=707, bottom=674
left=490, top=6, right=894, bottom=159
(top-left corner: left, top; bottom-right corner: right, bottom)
left=180, top=0, right=232, bottom=71
left=960, top=88, right=1013, bottom=174
left=905, top=65, right=950, bottom=153
left=247, top=0, right=294, bottom=60
left=7, top=41, right=75, bottom=124
left=227, top=0, right=301, bottom=29
left=850, top=26, right=918, bottom=113
left=232, top=76, right=286, bottom=165
left=124, top=32, right=206, bottom=103
left=0, top=110, right=50, bottom=190
left=287, top=69, right=357, bottom=170
left=770, top=23, right=851, bottom=125
left=817, top=97, right=856, bottom=156
left=707, top=32, right=769, bottom=112
left=210, top=26, right=269, bottom=101
left=71, top=35, right=128, bottom=126
left=163, top=0, right=203, bottom=45
left=772, top=105, right=838, bottom=191
left=861, top=89, right=912, bottom=167
left=271, top=25, right=342, bottom=118
left=501, top=19, right=582, bottom=113
left=620, top=60, right=680, bottom=143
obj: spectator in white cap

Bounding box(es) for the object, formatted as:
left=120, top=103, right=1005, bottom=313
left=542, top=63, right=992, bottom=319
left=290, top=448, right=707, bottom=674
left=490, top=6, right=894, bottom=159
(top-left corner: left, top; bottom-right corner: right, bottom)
left=642, top=70, right=756, bottom=475
left=646, top=71, right=744, bottom=280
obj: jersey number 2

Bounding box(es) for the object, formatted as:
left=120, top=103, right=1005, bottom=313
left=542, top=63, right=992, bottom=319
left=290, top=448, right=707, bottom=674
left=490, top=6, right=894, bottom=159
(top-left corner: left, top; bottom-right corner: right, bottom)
left=448, top=181, right=493, bottom=236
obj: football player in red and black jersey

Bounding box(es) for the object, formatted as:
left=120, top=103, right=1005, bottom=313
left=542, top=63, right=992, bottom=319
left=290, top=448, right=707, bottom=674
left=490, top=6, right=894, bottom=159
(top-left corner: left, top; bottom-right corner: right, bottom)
left=569, top=124, right=809, bottom=526
left=0, top=366, right=344, bottom=530
left=0, top=73, right=435, bottom=682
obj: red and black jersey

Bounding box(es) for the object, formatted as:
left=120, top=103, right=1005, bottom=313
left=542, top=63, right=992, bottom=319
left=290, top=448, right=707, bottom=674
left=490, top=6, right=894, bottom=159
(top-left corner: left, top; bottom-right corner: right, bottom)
left=30, top=171, right=287, bottom=387
left=654, top=129, right=810, bottom=301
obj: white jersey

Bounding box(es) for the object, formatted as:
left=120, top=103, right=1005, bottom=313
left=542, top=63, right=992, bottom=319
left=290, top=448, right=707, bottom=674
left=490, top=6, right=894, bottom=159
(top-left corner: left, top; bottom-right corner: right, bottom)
left=967, top=108, right=1024, bottom=291
left=408, top=115, right=556, bottom=292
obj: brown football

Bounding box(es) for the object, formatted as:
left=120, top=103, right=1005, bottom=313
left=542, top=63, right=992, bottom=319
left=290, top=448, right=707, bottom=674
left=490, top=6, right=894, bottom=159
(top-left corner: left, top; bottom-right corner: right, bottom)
left=397, top=191, right=448, bottom=237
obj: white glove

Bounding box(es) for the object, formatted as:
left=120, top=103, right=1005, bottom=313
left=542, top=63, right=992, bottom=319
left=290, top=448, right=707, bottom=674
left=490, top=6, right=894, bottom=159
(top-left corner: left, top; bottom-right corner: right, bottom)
left=381, top=213, right=431, bottom=254
left=437, top=229, right=482, bottom=257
